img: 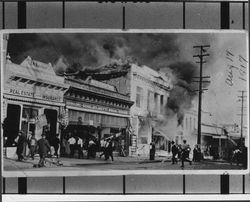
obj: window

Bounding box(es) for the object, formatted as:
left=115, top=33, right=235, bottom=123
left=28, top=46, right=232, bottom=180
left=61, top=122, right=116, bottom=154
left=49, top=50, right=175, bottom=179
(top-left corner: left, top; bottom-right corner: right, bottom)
left=147, top=90, right=154, bottom=111
left=136, top=86, right=143, bottom=108
left=154, top=93, right=158, bottom=112
left=190, top=117, right=192, bottom=131
left=160, top=95, right=164, bottom=113
left=22, top=107, right=38, bottom=119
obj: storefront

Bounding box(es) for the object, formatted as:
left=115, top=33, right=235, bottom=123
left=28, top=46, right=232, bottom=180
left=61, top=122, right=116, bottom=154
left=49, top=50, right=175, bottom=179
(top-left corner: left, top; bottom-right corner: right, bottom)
left=3, top=56, right=68, bottom=155
left=63, top=76, right=134, bottom=156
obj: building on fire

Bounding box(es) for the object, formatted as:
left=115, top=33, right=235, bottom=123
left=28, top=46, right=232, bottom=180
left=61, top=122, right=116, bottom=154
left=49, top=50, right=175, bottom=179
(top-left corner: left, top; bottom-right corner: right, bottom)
left=80, top=61, right=173, bottom=157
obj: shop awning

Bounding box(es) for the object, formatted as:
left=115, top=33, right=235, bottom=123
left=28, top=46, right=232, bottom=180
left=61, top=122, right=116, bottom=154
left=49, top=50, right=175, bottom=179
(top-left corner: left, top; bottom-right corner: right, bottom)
left=212, top=135, right=228, bottom=139
left=68, top=109, right=129, bottom=128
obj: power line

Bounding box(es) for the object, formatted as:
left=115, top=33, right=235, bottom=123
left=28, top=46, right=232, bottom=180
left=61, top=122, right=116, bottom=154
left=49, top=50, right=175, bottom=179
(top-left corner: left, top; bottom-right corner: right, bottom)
left=237, top=90, right=247, bottom=150
left=193, top=45, right=210, bottom=146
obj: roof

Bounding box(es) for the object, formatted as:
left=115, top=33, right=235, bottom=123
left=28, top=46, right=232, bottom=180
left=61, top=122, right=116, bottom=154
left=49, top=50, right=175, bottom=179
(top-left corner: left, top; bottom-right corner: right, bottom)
left=201, top=124, right=223, bottom=136
left=6, top=56, right=65, bottom=86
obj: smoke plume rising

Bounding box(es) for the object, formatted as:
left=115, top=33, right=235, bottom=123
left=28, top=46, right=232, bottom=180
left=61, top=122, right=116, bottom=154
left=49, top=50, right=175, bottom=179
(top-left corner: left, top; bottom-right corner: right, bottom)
left=7, top=33, right=212, bottom=128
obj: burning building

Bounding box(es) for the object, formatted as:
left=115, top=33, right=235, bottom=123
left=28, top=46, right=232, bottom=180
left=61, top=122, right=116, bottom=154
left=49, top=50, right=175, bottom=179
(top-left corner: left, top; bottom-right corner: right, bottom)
left=78, top=62, right=173, bottom=157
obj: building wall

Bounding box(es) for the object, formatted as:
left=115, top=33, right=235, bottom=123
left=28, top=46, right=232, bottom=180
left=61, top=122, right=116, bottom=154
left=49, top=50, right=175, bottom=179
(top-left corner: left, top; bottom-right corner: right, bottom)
left=102, top=63, right=172, bottom=156
left=129, top=64, right=171, bottom=156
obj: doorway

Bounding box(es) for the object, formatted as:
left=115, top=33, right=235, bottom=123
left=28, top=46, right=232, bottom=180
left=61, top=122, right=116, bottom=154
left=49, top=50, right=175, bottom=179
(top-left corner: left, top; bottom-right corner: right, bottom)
left=44, top=109, right=58, bottom=144
left=3, top=104, right=21, bottom=147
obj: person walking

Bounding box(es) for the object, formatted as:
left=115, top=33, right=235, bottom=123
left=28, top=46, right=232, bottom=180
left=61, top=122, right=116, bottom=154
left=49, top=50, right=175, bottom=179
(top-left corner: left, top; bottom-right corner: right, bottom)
left=181, top=140, right=192, bottom=168
left=99, top=138, right=107, bottom=158
left=37, top=133, right=51, bottom=167
left=105, top=138, right=114, bottom=161
left=171, top=141, right=178, bottom=164
left=15, top=131, right=27, bottom=161
left=51, top=134, right=60, bottom=158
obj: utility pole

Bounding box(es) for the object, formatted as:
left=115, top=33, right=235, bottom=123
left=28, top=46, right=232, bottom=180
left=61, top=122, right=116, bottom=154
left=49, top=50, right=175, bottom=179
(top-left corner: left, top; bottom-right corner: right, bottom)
left=237, top=90, right=247, bottom=150
left=193, top=45, right=210, bottom=146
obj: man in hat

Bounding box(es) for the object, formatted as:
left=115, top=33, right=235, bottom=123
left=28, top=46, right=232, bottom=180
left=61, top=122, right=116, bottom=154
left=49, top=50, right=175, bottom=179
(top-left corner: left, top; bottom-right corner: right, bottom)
left=171, top=141, right=178, bottom=164
left=37, top=133, right=51, bottom=167
left=181, top=140, right=192, bottom=168
left=15, top=131, right=27, bottom=161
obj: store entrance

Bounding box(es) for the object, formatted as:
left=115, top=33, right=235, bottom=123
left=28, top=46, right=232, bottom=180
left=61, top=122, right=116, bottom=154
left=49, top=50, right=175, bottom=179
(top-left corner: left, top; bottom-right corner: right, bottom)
left=44, top=109, right=58, bottom=144
left=3, top=104, right=21, bottom=147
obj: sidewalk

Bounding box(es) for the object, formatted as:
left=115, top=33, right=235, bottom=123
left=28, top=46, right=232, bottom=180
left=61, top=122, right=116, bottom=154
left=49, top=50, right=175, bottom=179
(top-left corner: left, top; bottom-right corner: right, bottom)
left=4, top=154, right=170, bottom=171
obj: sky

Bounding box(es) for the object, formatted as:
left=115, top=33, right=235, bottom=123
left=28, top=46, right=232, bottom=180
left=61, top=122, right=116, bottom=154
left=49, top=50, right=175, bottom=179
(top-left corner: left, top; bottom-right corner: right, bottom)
left=6, top=31, right=248, bottom=126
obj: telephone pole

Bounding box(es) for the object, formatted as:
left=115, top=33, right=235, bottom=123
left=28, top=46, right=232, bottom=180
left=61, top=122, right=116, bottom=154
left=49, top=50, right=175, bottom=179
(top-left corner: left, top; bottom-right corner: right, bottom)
left=193, top=45, right=210, bottom=146
left=238, top=90, right=247, bottom=150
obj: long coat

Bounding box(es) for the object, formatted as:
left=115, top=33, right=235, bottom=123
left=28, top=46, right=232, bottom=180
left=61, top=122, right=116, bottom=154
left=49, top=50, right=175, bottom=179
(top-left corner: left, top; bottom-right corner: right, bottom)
left=37, top=138, right=51, bottom=156
left=16, top=134, right=27, bottom=156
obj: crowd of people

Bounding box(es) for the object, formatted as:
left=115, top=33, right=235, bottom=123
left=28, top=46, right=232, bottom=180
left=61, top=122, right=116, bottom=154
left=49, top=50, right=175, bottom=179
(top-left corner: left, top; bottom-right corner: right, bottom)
left=14, top=129, right=117, bottom=167
left=13, top=129, right=248, bottom=169
left=14, top=130, right=60, bottom=167
left=61, top=133, right=116, bottom=161
left=170, top=140, right=202, bottom=168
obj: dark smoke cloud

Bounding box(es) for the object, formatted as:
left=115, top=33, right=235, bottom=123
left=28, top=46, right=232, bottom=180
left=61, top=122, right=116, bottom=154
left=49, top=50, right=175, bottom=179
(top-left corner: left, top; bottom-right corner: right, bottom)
left=7, top=33, right=179, bottom=73
left=164, top=62, right=200, bottom=125
left=7, top=33, right=210, bottom=125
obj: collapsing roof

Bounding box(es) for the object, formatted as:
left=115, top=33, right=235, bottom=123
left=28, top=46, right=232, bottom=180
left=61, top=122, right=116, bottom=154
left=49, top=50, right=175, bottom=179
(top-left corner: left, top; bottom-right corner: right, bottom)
left=64, top=62, right=131, bottom=81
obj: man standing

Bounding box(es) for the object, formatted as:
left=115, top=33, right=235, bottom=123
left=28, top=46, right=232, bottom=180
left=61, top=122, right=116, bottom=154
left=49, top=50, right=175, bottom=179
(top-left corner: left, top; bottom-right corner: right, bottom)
left=29, top=133, right=37, bottom=160
left=68, top=134, right=76, bottom=158
left=149, top=141, right=156, bottom=160
left=37, top=133, right=51, bottom=167
left=15, top=131, right=27, bottom=161
left=75, top=136, right=83, bottom=159
left=171, top=141, right=178, bottom=164
left=51, top=134, right=60, bottom=158
left=181, top=140, right=192, bottom=168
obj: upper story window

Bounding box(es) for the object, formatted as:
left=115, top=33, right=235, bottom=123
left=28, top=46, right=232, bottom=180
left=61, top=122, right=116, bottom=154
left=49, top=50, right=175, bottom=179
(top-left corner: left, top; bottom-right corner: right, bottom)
left=147, top=90, right=154, bottom=111
left=160, top=95, right=164, bottom=114
left=136, top=86, right=143, bottom=108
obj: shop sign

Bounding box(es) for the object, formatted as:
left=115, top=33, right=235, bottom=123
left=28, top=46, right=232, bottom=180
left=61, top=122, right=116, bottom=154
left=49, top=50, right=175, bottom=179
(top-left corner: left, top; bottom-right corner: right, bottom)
left=6, top=86, right=63, bottom=102
left=67, top=100, right=129, bottom=115
left=59, top=107, right=69, bottom=127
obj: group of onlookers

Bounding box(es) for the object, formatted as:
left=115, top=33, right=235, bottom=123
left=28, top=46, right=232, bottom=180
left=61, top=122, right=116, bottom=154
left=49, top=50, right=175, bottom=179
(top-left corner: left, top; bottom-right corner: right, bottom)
left=60, top=133, right=116, bottom=161
left=171, top=139, right=247, bottom=168
left=171, top=140, right=202, bottom=168
left=15, top=130, right=60, bottom=167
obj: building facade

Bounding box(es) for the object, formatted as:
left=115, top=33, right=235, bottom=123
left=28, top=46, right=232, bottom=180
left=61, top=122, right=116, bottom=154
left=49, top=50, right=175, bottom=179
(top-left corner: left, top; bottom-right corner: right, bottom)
left=102, top=63, right=172, bottom=156
left=3, top=56, right=68, bottom=156
left=62, top=73, right=134, bottom=156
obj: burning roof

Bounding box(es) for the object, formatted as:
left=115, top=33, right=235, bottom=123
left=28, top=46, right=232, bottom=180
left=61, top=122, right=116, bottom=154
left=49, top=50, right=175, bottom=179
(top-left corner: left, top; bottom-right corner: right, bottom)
left=64, top=61, right=131, bottom=81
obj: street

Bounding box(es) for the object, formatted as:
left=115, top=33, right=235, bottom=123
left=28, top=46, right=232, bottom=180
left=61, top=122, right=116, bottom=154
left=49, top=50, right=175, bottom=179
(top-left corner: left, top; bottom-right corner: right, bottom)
left=4, top=156, right=244, bottom=172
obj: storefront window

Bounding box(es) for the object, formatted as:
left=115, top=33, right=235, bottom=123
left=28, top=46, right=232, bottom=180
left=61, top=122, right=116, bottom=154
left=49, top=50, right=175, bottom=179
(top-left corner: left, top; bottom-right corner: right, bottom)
left=22, top=107, right=38, bottom=119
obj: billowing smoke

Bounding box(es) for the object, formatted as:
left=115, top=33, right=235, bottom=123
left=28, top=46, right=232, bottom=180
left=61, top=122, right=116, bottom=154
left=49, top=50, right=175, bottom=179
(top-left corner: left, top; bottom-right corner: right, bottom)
left=164, top=62, right=200, bottom=126
left=7, top=32, right=211, bottom=128
left=7, top=33, right=178, bottom=73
